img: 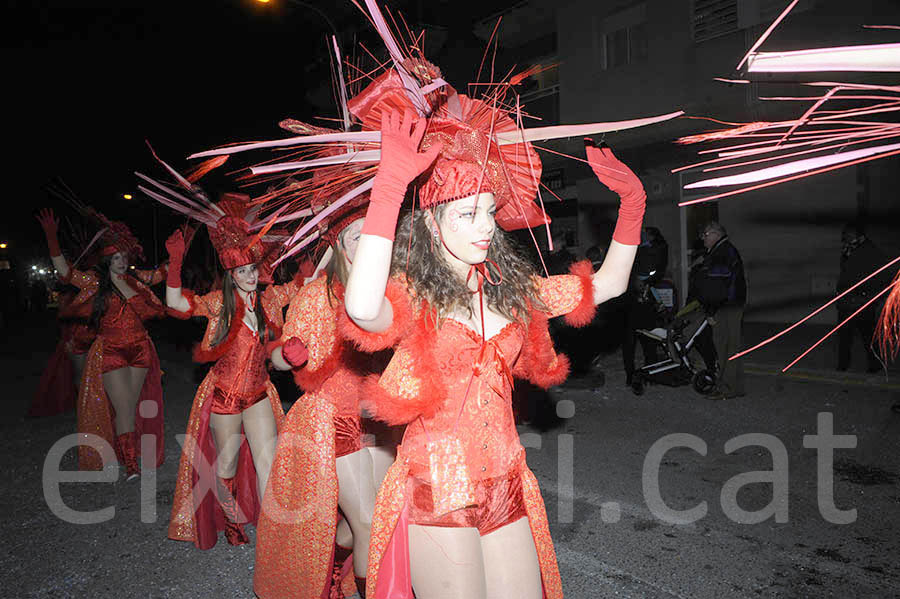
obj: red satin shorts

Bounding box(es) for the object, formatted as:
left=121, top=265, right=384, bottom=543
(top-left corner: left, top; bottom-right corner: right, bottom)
left=334, top=415, right=362, bottom=458
left=102, top=336, right=153, bottom=373
left=407, top=468, right=527, bottom=536
left=211, top=385, right=268, bottom=415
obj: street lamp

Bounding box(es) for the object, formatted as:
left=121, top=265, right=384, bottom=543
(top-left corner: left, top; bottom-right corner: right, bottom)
left=123, top=194, right=133, bottom=200
left=0, top=243, right=7, bottom=249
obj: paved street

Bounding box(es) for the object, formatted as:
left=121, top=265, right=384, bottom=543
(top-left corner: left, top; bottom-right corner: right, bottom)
left=4, top=313, right=900, bottom=598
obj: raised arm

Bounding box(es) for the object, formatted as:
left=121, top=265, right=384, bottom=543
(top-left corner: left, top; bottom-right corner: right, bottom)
left=344, top=109, right=441, bottom=332
left=584, top=141, right=645, bottom=305
left=36, top=208, right=70, bottom=280
left=163, top=229, right=191, bottom=313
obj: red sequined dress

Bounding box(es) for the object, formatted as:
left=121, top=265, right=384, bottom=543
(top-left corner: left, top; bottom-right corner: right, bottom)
left=339, top=261, right=597, bottom=599
left=167, top=281, right=295, bottom=549
left=254, top=275, right=375, bottom=599
left=64, top=266, right=168, bottom=470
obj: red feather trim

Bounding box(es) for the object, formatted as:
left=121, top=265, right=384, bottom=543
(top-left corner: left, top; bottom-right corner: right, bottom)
left=513, top=308, right=570, bottom=388
left=338, top=278, right=413, bottom=352
left=876, top=270, right=900, bottom=359
left=563, top=260, right=596, bottom=328
left=292, top=339, right=343, bottom=392
left=166, top=289, right=197, bottom=320
left=365, top=308, right=447, bottom=425
left=192, top=292, right=245, bottom=363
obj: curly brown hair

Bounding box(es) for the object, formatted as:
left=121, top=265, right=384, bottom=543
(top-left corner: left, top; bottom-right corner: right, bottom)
left=391, top=205, right=545, bottom=323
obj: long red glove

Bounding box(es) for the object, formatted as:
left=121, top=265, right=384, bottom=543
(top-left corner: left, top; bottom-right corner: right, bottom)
left=361, top=109, right=442, bottom=241
left=165, top=230, right=185, bottom=288
left=281, top=337, right=309, bottom=368
left=585, top=140, right=646, bottom=246
left=36, top=208, right=62, bottom=257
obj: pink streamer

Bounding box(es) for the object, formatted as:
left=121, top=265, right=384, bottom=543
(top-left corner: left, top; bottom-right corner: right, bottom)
left=250, top=149, right=381, bottom=175
left=285, top=179, right=374, bottom=247
left=495, top=111, right=683, bottom=145
left=736, top=0, right=801, bottom=70
left=732, top=255, right=900, bottom=361
left=188, top=131, right=380, bottom=160
left=684, top=140, right=900, bottom=189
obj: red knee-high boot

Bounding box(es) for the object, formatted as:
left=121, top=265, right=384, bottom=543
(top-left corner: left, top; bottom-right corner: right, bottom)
left=113, top=433, right=127, bottom=465
left=119, top=432, right=140, bottom=478
left=217, top=476, right=249, bottom=545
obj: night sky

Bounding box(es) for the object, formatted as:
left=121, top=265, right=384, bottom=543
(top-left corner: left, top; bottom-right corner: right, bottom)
left=6, top=0, right=511, bottom=264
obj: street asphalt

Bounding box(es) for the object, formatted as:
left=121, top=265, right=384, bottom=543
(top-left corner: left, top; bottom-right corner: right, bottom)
left=4, top=312, right=899, bottom=598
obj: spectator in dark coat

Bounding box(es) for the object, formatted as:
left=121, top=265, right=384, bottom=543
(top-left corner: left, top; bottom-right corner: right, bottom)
left=622, top=228, right=670, bottom=385
left=837, top=224, right=887, bottom=373
left=689, top=221, right=746, bottom=399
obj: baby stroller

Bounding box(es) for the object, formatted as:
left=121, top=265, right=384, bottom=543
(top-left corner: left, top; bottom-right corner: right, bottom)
left=630, top=300, right=717, bottom=396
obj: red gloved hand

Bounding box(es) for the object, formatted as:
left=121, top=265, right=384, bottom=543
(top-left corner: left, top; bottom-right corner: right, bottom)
left=361, top=109, right=443, bottom=241
left=36, top=208, right=62, bottom=257
left=165, top=230, right=185, bottom=288
left=585, top=140, right=646, bottom=245
left=281, top=337, right=309, bottom=367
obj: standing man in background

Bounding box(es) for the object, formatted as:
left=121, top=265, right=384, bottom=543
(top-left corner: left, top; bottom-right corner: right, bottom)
left=690, top=221, right=747, bottom=399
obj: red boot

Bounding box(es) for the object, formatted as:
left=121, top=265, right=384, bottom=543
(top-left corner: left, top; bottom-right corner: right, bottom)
left=119, top=432, right=140, bottom=479
left=113, top=433, right=126, bottom=465
left=329, top=544, right=353, bottom=598
left=217, top=476, right=249, bottom=545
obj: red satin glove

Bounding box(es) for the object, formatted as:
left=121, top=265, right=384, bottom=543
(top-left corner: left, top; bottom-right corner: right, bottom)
left=361, top=109, right=442, bottom=241
left=282, top=337, right=309, bottom=368
left=585, top=140, right=646, bottom=245
left=36, top=208, right=62, bottom=257
left=165, top=230, right=185, bottom=288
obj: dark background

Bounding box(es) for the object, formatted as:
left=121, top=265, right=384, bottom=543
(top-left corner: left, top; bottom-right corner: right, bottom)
left=4, top=0, right=515, bottom=264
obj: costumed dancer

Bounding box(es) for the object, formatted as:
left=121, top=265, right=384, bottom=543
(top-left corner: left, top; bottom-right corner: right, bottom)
left=36, top=208, right=167, bottom=478
left=254, top=190, right=386, bottom=599
left=341, top=95, right=645, bottom=596
left=165, top=192, right=293, bottom=548
left=28, top=286, right=92, bottom=417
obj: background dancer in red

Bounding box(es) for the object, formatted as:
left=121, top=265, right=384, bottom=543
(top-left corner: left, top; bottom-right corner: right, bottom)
left=165, top=192, right=293, bottom=548
left=36, top=208, right=167, bottom=478
left=255, top=192, right=385, bottom=599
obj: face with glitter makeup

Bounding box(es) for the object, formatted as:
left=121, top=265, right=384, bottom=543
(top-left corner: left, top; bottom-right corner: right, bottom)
left=231, top=263, right=259, bottom=293
left=434, top=193, right=497, bottom=269
left=109, top=251, right=129, bottom=276
left=339, top=218, right=364, bottom=264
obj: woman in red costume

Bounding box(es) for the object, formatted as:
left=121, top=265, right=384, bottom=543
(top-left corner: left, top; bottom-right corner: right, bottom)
left=29, top=285, right=92, bottom=417
left=340, top=87, right=646, bottom=597
left=36, top=208, right=167, bottom=478
left=165, top=192, right=293, bottom=548
left=254, top=193, right=384, bottom=599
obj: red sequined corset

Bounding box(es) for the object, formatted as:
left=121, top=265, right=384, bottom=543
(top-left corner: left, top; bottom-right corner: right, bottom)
left=210, top=323, right=269, bottom=400
left=402, top=320, right=525, bottom=482
left=99, top=291, right=161, bottom=344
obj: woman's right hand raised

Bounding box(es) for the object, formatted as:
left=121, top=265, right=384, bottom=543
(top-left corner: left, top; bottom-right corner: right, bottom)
left=362, top=109, right=443, bottom=242
left=36, top=208, right=59, bottom=238
left=376, top=109, right=442, bottom=187
left=36, top=208, right=62, bottom=257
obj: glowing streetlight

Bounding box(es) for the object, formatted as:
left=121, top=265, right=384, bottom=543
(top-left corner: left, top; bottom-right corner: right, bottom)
left=32, top=265, right=37, bottom=271
left=0, top=243, right=6, bottom=249
left=123, top=194, right=133, bottom=200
